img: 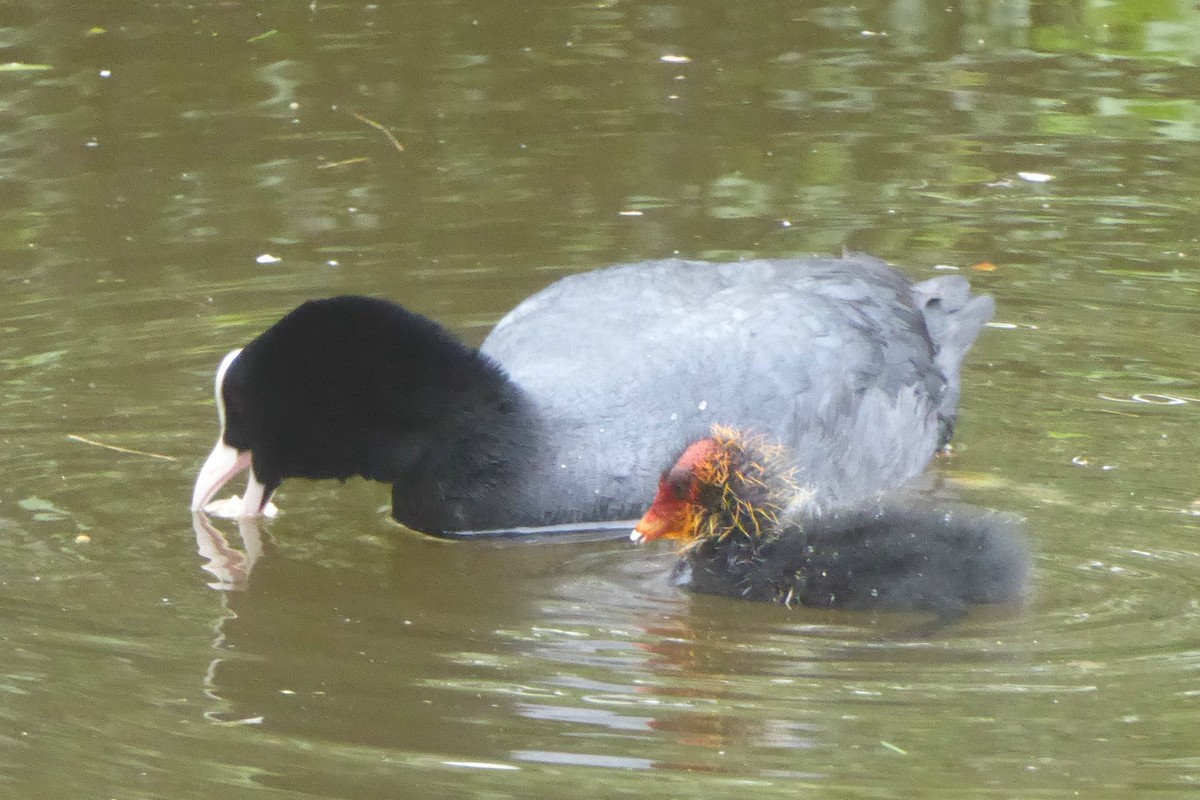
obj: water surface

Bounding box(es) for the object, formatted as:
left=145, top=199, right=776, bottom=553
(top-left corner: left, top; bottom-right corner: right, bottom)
left=3, top=2, right=1200, bottom=798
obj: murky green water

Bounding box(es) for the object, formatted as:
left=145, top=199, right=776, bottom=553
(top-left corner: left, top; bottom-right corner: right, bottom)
left=3, top=2, right=1200, bottom=798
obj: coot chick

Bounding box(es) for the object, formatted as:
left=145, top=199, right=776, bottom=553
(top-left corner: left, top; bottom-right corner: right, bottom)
left=192, top=256, right=994, bottom=536
left=632, top=427, right=1030, bottom=617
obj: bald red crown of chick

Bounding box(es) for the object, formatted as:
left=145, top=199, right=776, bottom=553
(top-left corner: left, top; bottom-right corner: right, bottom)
left=631, top=426, right=800, bottom=546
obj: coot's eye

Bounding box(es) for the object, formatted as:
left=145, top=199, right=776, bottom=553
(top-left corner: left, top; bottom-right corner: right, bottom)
left=223, top=389, right=241, bottom=416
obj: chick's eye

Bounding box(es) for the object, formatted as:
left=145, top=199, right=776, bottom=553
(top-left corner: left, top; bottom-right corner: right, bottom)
left=668, top=478, right=690, bottom=501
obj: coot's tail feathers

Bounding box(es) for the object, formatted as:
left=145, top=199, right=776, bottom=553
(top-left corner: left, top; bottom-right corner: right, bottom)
left=910, top=275, right=994, bottom=445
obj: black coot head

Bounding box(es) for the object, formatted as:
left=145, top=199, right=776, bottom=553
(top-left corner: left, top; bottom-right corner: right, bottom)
left=205, top=295, right=508, bottom=500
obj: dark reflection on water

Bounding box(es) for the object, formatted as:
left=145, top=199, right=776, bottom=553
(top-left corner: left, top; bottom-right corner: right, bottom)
left=3, top=0, right=1200, bottom=797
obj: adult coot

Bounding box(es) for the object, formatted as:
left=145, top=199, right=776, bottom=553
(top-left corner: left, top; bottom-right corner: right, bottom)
left=632, top=427, right=1030, bottom=617
left=192, top=256, right=994, bottom=536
